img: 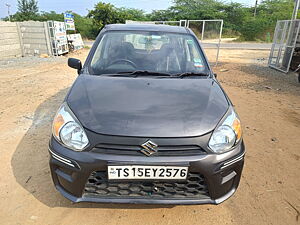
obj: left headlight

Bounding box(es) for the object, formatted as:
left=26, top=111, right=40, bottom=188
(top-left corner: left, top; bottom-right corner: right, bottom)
left=208, top=107, right=242, bottom=153
left=52, top=102, right=89, bottom=151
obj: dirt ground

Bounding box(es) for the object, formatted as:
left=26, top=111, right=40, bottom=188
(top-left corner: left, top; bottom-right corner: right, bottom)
left=0, top=48, right=299, bottom=225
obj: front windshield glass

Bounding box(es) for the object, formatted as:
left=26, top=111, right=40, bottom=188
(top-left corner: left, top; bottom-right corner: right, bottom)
left=90, top=31, right=209, bottom=75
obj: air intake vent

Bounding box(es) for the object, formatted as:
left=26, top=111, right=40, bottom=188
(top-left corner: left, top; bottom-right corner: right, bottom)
left=84, top=171, right=210, bottom=199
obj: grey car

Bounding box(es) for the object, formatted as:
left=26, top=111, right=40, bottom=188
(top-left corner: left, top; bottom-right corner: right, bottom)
left=49, top=24, right=245, bottom=204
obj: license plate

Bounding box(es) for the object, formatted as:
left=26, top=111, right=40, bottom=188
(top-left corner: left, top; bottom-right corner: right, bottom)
left=108, top=165, right=188, bottom=180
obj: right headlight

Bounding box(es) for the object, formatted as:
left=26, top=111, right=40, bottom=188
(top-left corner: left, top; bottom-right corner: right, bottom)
left=208, top=108, right=242, bottom=153
left=52, top=102, right=89, bottom=151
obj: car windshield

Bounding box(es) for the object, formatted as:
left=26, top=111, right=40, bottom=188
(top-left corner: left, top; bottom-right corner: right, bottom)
left=90, top=30, right=209, bottom=76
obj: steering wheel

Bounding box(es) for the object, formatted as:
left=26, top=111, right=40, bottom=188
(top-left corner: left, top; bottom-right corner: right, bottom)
left=107, top=59, right=137, bottom=68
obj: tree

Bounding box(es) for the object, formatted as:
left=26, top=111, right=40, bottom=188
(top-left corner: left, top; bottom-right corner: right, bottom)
left=117, top=8, right=147, bottom=22
left=39, top=11, right=63, bottom=21
left=170, top=0, right=225, bottom=20
left=149, top=9, right=174, bottom=21
left=239, top=0, right=295, bottom=41
left=256, top=0, right=295, bottom=28
left=87, top=2, right=148, bottom=34
left=88, top=2, right=117, bottom=30
left=1, top=0, right=296, bottom=41
left=14, top=0, right=39, bottom=21
left=72, top=12, right=99, bottom=39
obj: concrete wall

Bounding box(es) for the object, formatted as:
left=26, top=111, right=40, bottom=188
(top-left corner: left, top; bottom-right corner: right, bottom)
left=19, top=21, right=52, bottom=56
left=0, top=21, right=52, bottom=60
left=0, top=21, right=22, bottom=60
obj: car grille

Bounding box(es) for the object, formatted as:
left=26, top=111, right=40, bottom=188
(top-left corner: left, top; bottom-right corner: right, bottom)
left=92, top=143, right=206, bottom=156
left=83, top=171, right=210, bottom=199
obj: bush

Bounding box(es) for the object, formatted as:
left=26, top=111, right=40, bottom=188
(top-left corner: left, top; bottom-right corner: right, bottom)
left=239, top=17, right=268, bottom=41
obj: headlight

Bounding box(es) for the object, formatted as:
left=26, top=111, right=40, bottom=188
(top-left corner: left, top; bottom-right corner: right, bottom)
left=208, top=108, right=242, bottom=153
left=52, top=103, right=89, bottom=151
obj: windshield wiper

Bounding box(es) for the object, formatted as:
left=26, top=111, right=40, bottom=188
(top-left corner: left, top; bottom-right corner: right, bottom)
left=117, top=70, right=172, bottom=77
left=103, top=71, right=209, bottom=78
left=173, top=72, right=209, bottom=78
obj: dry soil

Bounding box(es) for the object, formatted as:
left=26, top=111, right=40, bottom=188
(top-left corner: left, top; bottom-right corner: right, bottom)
left=0, top=48, right=299, bottom=225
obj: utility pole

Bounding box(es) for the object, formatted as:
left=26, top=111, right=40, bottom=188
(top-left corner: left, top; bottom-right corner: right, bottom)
left=254, top=0, right=258, bottom=17
left=5, top=3, right=11, bottom=21
left=292, top=0, right=299, bottom=20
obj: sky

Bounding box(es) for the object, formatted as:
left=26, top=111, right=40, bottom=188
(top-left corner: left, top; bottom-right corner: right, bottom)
left=0, top=0, right=255, bottom=19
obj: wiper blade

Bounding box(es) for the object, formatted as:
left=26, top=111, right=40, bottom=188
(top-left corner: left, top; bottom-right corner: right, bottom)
left=173, top=72, right=209, bottom=78
left=117, top=70, right=172, bottom=77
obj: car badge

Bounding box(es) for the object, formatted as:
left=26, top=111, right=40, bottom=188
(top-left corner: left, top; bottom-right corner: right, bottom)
left=141, top=140, right=158, bottom=156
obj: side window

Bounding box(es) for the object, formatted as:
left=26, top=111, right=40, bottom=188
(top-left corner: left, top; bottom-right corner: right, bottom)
left=186, top=39, right=205, bottom=69
left=91, top=34, right=107, bottom=66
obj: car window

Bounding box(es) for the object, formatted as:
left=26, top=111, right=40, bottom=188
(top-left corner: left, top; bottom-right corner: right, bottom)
left=90, top=31, right=208, bottom=75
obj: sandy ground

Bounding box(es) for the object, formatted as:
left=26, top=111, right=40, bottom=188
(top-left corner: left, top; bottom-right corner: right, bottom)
left=0, top=48, right=299, bottom=225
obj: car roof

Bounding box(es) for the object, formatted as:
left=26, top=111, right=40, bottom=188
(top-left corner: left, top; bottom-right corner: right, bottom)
left=104, top=24, right=189, bottom=34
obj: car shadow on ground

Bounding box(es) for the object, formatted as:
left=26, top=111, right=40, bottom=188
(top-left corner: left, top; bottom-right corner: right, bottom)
left=11, top=88, right=174, bottom=209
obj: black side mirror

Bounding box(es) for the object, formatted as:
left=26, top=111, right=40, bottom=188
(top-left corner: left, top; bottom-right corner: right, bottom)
left=214, top=73, right=217, bottom=79
left=68, top=58, right=82, bottom=74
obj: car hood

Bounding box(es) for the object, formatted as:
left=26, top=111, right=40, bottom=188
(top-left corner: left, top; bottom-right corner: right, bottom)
left=67, top=75, right=229, bottom=137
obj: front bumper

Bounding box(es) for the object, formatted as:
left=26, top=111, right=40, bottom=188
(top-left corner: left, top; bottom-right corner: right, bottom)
left=49, top=136, right=245, bottom=205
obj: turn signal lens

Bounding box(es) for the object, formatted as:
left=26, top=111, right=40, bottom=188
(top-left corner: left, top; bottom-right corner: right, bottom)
left=232, top=118, right=242, bottom=142
left=53, top=114, right=65, bottom=137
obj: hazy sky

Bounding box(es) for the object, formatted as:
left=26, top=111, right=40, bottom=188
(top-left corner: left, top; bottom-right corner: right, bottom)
left=0, top=0, right=256, bottom=19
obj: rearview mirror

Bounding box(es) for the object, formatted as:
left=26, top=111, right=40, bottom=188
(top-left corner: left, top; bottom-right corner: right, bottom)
left=68, top=58, right=82, bottom=74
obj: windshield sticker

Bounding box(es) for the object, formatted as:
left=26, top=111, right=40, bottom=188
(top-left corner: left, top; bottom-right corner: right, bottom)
left=187, top=40, right=193, bottom=44
left=194, top=62, right=204, bottom=68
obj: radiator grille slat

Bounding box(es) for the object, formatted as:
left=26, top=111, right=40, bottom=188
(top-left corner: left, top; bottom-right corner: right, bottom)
left=92, top=143, right=206, bottom=156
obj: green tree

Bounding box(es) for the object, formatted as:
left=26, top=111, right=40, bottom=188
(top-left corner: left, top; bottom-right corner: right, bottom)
left=87, top=2, right=148, bottom=34
left=256, top=0, right=295, bottom=28
left=239, top=17, right=269, bottom=41
left=149, top=9, right=174, bottom=21
left=72, top=13, right=98, bottom=39
left=88, top=2, right=117, bottom=30
left=239, top=0, right=295, bottom=41
left=170, top=0, right=225, bottom=20
left=2, top=0, right=297, bottom=41
left=14, top=0, right=39, bottom=21
left=39, top=11, right=63, bottom=21
left=117, top=8, right=147, bottom=22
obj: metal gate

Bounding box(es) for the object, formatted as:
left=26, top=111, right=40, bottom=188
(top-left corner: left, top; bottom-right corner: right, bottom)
left=268, top=20, right=300, bottom=73
left=187, top=20, right=223, bottom=66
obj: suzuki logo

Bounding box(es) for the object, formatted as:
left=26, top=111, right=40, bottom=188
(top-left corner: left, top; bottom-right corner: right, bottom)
left=141, top=140, right=158, bottom=156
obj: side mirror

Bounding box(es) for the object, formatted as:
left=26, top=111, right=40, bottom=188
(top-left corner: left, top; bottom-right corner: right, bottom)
left=68, top=58, right=82, bottom=74
left=214, top=73, right=217, bottom=79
